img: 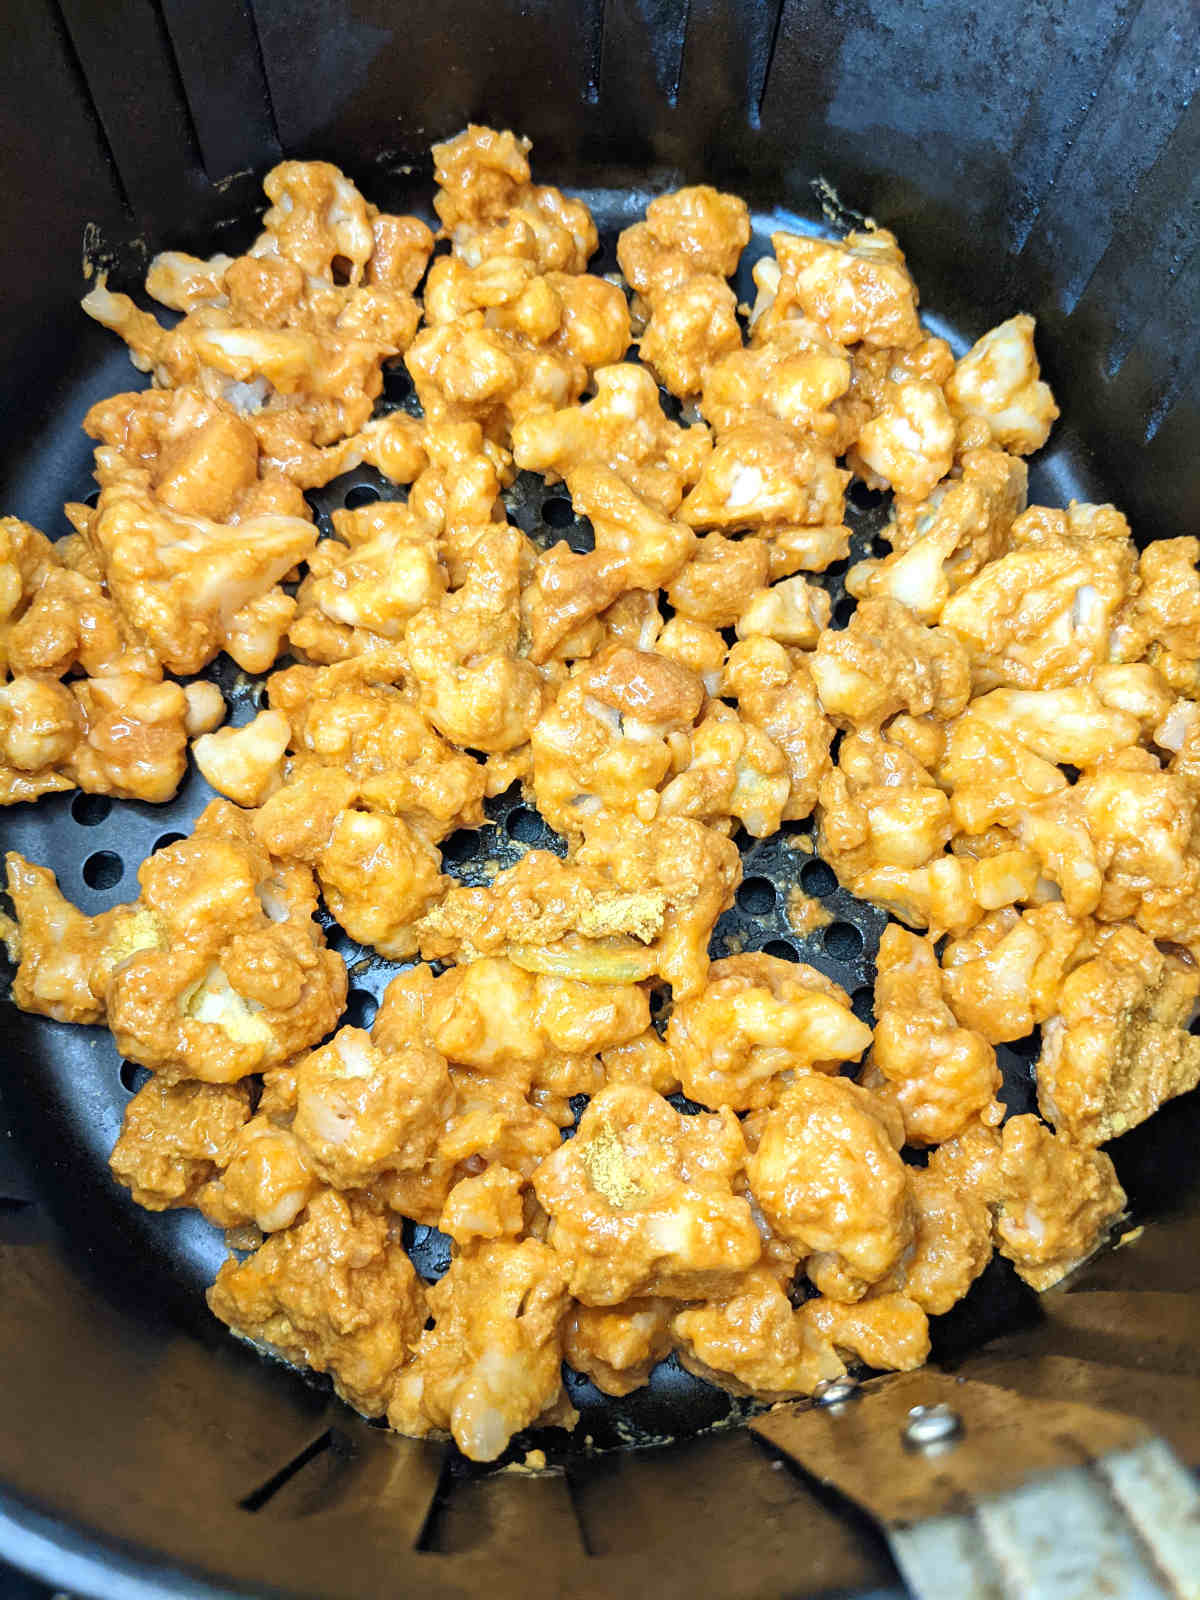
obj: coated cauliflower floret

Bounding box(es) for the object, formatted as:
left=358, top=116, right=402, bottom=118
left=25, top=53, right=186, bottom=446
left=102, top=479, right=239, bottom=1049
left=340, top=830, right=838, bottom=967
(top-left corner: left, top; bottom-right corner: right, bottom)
left=439, top=1166, right=528, bottom=1247
left=679, top=418, right=848, bottom=533
left=750, top=229, right=921, bottom=350
left=945, top=314, right=1059, bottom=455
left=511, top=362, right=711, bottom=514
left=850, top=378, right=956, bottom=503
left=865, top=925, right=1003, bottom=1145
left=656, top=703, right=794, bottom=838
left=387, top=1238, right=573, bottom=1461
left=879, top=1168, right=992, bottom=1315
left=846, top=449, right=1027, bottom=622
left=723, top=640, right=835, bottom=821
left=734, top=574, right=832, bottom=648
left=82, top=473, right=315, bottom=675
left=533, top=1085, right=761, bottom=1304
left=665, top=953, right=872, bottom=1111
left=1036, top=924, right=1200, bottom=1146
left=746, top=1076, right=912, bottom=1301
left=673, top=1268, right=846, bottom=1400
left=940, top=904, right=1095, bottom=1044
left=193, top=709, right=290, bottom=807
left=638, top=274, right=742, bottom=399
left=208, top=1188, right=427, bottom=1416
left=562, top=1297, right=676, bottom=1396
left=939, top=501, right=1136, bottom=692
left=816, top=727, right=953, bottom=884
left=927, top=1115, right=1126, bottom=1290
left=109, top=1078, right=251, bottom=1210
left=619, top=186, right=751, bottom=300
left=94, top=802, right=346, bottom=1081
left=810, top=598, right=970, bottom=728
left=0, top=516, right=60, bottom=675
left=316, top=809, right=446, bottom=959
left=433, top=125, right=597, bottom=272
left=701, top=319, right=853, bottom=441
left=197, top=1115, right=319, bottom=1234
left=849, top=850, right=1040, bottom=941
left=291, top=1027, right=456, bottom=1187
left=799, top=1292, right=930, bottom=1373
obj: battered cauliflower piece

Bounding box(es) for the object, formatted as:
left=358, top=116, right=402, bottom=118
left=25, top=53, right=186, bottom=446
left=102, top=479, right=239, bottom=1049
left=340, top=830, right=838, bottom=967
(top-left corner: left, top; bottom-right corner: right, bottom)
left=734, top=574, right=832, bottom=648
left=511, top=362, right=711, bottom=514
left=927, top=1115, right=1126, bottom=1290
left=618, top=186, right=751, bottom=300
left=800, top=1292, right=930, bottom=1373
left=291, top=1028, right=455, bottom=1187
left=638, top=274, right=742, bottom=399
left=673, top=1269, right=846, bottom=1400
left=0, top=674, right=192, bottom=806
left=109, top=1078, right=251, bottom=1210
left=439, top=1166, right=528, bottom=1247
left=433, top=125, right=597, bottom=273
left=852, top=849, right=1040, bottom=941
left=723, top=640, right=835, bottom=821
left=1036, top=924, right=1200, bottom=1146
left=810, top=598, right=970, bottom=728
left=96, top=802, right=346, bottom=1081
left=522, top=466, right=697, bottom=663
left=3, top=854, right=154, bottom=1024
left=666, top=533, right=771, bottom=629
left=850, top=379, right=956, bottom=503
left=193, top=709, right=290, bottom=807
left=533, top=1085, right=761, bottom=1304
left=749, top=229, right=921, bottom=351
left=0, top=516, right=60, bottom=675
left=403, top=525, right=547, bottom=751
left=208, top=1188, right=427, bottom=1416
left=84, top=162, right=429, bottom=466
left=529, top=641, right=704, bottom=831
left=197, top=1115, right=319, bottom=1234
left=846, top=449, right=1027, bottom=622
left=939, top=501, right=1137, bottom=692
left=878, top=1168, right=992, bottom=1315
left=599, top=1029, right=681, bottom=1096
left=665, top=953, right=872, bottom=1111
left=945, top=314, right=1059, bottom=455
left=83, top=473, right=315, bottom=675
left=701, top=319, right=853, bottom=441
left=866, top=925, right=1003, bottom=1146
left=265, top=660, right=487, bottom=841
left=940, top=904, right=1096, bottom=1044
left=746, top=1076, right=912, bottom=1301
left=563, top=1298, right=676, bottom=1396
left=679, top=418, right=848, bottom=533
left=817, top=727, right=953, bottom=884
left=656, top=703, right=794, bottom=838
left=315, top=808, right=446, bottom=959
left=388, top=1238, right=572, bottom=1461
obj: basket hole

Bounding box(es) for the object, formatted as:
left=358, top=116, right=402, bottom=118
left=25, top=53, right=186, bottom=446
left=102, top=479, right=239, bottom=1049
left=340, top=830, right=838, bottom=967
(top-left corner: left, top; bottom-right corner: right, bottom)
left=71, top=792, right=112, bottom=827
left=1008, top=1027, right=1042, bottom=1061
left=83, top=851, right=123, bottom=890
left=154, top=832, right=186, bottom=853
left=847, top=481, right=885, bottom=511
left=542, top=495, right=575, bottom=529
left=440, top=828, right=481, bottom=865
left=736, top=876, right=775, bottom=915
left=345, top=989, right=378, bottom=1030
left=343, top=484, right=381, bottom=510
left=851, top=986, right=875, bottom=1026
left=871, top=534, right=892, bottom=557
left=506, top=806, right=544, bottom=844
left=82, top=488, right=100, bottom=508
left=800, top=859, right=836, bottom=896
left=832, top=595, right=856, bottom=628
left=119, top=1060, right=151, bottom=1095
left=762, top=939, right=799, bottom=963
left=657, top=387, right=683, bottom=422
left=331, top=255, right=353, bottom=285
left=384, top=364, right=414, bottom=401
left=823, top=921, right=863, bottom=961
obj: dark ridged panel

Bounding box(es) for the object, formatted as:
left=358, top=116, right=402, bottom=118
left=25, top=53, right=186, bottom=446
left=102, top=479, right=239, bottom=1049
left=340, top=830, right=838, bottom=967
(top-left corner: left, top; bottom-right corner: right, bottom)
left=248, top=0, right=604, bottom=169
left=159, top=0, right=281, bottom=180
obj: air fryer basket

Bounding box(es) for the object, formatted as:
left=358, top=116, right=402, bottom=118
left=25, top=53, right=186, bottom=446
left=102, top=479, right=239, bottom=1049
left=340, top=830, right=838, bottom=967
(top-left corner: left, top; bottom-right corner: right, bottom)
left=1, top=2, right=1198, bottom=1596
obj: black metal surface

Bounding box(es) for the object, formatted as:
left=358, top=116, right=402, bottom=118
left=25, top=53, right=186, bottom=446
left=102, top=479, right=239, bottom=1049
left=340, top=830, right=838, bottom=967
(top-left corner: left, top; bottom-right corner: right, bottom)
left=0, top=0, right=1195, bottom=1596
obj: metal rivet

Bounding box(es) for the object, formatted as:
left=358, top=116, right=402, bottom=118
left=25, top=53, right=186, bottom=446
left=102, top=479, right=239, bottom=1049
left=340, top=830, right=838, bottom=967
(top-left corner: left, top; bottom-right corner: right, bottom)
left=814, top=1376, right=858, bottom=1407
left=903, top=1403, right=963, bottom=1449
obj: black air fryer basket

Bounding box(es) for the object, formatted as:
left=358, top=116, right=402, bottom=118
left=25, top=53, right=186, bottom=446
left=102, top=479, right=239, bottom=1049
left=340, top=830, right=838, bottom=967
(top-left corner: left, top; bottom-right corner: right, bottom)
left=1, top=2, right=1198, bottom=1596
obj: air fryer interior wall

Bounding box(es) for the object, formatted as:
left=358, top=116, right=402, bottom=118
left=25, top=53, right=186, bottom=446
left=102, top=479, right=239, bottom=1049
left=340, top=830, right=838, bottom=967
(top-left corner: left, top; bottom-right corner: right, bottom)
left=0, top=2, right=1197, bottom=1596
